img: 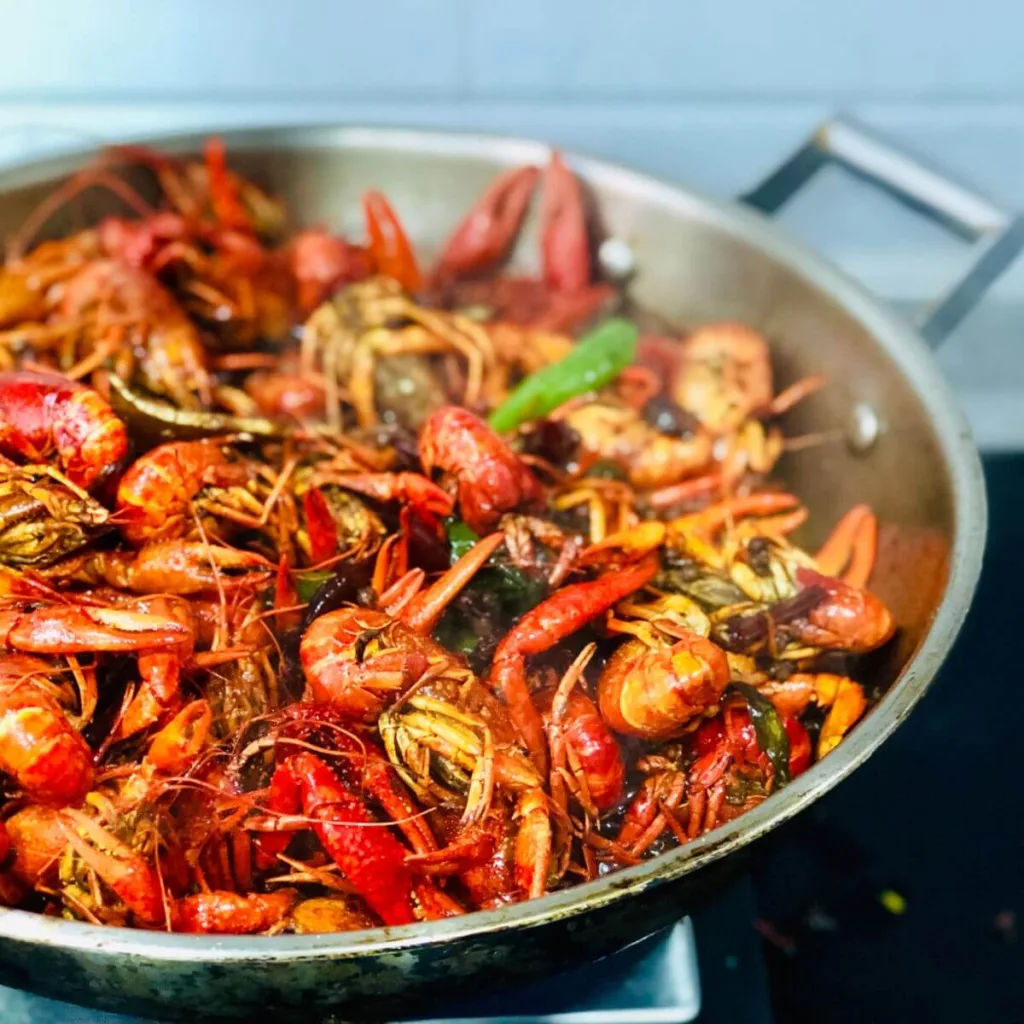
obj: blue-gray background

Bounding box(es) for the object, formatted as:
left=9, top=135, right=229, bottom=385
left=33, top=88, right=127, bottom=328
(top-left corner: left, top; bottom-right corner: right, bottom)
left=0, top=0, right=1021, bottom=444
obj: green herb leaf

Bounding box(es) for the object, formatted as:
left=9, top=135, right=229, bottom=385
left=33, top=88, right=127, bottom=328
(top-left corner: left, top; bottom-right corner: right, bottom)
left=450, top=631, right=481, bottom=657
left=444, top=517, right=546, bottom=610
left=437, top=517, right=549, bottom=670
left=730, top=682, right=791, bottom=788
left=445, top=518, right=482, bottom=563
left=295, top=570, right=334, bottom=604
left=488, top=318, right=639, bottom=433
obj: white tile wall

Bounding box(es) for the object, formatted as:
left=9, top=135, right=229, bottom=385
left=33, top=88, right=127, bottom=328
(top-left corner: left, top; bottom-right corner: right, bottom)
left=1, top=0, right=1019, bottom=102
left=0, top=0, right=462, bottom=97
left=465, top=0, right=1021, bottom=99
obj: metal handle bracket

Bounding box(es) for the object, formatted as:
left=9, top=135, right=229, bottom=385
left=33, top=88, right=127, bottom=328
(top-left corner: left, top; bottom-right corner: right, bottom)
left=742, top=115, right=1024, bottom=347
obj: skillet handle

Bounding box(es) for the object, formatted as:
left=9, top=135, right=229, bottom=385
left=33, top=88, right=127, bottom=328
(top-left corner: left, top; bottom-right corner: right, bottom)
left=741, top=115, right=1024, bottom=348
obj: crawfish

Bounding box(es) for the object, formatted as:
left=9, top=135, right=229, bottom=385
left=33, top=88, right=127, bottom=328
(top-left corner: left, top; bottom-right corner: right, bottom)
left=0, top=466, right=110, bottom=567
left=0, top=602, right=189, bottom=805
left=490, top=558, right=659, bottom=773
left=47, top=699, right=293, bottom=932
left=639, top=324, right=824, bottom=505
left=157, top=240, right=297, bottom=350
left=682, top=698, right=811, bottom=836
left=414, top=805, right=513, bottom=908
left=670, top=323, right=776, bottom=433
left=2, top=805, right=68, bottom=893
left=302, top=279, right=498, bottom=429
left=256, top=752, right=422, bottom=926
left=789, top=569, right=894, bottom=655
left=0, top=655, right=95, bottom=807
left=537, top=645, right=626, bottom=815
left=380, top=671, right=543, bottom=821
left=302, top=608, right=451, bottom=723
left=249, top=714, right=466, bottom=925
left=244, top=354, right=326, bottom=421
left=419, top=406, right=542, bottom=534
left=58, top=259, right=213, bottom=410
left=0, top=371, right=128, bottom=490
left=683, top=506, right=894, bottom=658
left=200, top=586, right=295, bottom=737
left=431, top=152, right=615, bottom=333
left=114, top=439, right=269, bottom=546
left=561, top=397, right=714, bottom=492
left=88, top=172, right=292, bottom=349
left=381, top=685, right=555, bottom=901
left=55, top=805, right=299, bottom=932
left=300, top=532, right=505, bottom=720
left=299, top=534, right=553, bottom=891
left=250, top=701, right=437, bottom=858
left=46, top=539, right=273, bottom=597
left=615, top=697, right=812, bottom=856
left=0, top=139, right=275, bottom=330
left=597, top=593, right=732, bottom=742
left=0, top=229, right=105, bottom=329
left=286, top=227, right=372, bottom=313
left=106, top=138, right=286, bottom=241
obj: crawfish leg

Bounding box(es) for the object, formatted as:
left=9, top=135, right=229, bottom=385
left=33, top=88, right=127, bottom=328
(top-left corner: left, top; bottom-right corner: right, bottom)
left=118, top=641, right=189, bottom=739
left=59, top=811, right=165, bottom=926
left=513, top=788, right=552, bottom=900
left=252, top=756, right=303, bottom=869
left=356, top=756, right=439, bottom=856
left=413, top=880, right=466, bottom=919
left=489, top=651, right=548, bottom=776
left=434, top=165, right=540, bottom=282
left=0, top=696, right=94, bottom=806
left=399, top=531, right=505, bottom=633
left=816, top=504, right=877, bottom=587
left=816, top=676, right=868, bottom=758
left=540, top=151, right=590, bottom=294
left=285, top=753, right=418, bottom=926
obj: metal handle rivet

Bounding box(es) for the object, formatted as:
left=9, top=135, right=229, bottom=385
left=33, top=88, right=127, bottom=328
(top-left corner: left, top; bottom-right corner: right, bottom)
left=848, top=403, right=880, bottom=453
left=597, top=238, right=636, bottom=282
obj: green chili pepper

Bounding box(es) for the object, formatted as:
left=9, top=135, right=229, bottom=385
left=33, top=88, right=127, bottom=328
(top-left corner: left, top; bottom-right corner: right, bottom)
left=730, top=682, right=791, bottom=788
left=487, top=318, right=639, bottom=433
left=108, top=373, right=283, bottom=450
left=295, top=570, right=334, bottom=604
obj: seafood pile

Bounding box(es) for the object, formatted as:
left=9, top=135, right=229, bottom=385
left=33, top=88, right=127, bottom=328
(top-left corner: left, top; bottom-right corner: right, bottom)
left=0, top=140, right=894, bottom=935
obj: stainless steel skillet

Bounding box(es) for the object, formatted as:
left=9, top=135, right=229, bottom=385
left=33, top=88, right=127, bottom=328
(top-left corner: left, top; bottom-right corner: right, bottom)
left=0, top=116, right=1009, bottom=1021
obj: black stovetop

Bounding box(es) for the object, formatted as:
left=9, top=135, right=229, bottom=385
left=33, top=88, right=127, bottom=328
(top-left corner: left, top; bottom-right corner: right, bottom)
left=748, top=454, right=1024, bottom=1024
